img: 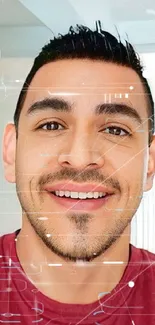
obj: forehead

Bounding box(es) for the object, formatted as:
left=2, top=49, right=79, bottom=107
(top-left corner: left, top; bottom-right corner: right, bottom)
left=22, top=59, right=148, bottom=116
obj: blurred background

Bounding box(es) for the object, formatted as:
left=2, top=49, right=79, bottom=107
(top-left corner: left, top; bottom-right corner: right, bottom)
left=0, top=0, right=155, bottom=251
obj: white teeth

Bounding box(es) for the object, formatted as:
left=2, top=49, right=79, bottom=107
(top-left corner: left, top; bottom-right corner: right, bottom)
left=54, top=191, right=106, bottom=199
left=79, top=192, right=87, bottom=199
left=64, top=191, right=70, bottom=198
left=71, top=192, right=79, bottom=199
left=94, top=192, right=99, bottom=199
left=87, top=192, right=94, bottom=199
left=58, top=191, right=64, bottom=197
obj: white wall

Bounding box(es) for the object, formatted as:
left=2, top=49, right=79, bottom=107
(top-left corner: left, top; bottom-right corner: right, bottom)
left=0, top=54, right=155, bottom=252
left=0, top=59, right=33, bottom=235
left=130, top=53, right=155, bottom=252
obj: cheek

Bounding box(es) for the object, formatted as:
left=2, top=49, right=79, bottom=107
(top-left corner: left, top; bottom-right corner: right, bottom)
left=107, top=148, right=145, bottom=207
left=16, top=139, right=60, bottom=176
left=108, top=146, right=145, bottom=182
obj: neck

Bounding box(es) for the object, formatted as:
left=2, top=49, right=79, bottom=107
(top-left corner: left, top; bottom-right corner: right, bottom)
left=16, top=220, right=130, bottom=304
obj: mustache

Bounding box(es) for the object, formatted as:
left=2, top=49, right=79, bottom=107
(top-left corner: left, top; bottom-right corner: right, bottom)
left=38, top=167, right=121, bottom=192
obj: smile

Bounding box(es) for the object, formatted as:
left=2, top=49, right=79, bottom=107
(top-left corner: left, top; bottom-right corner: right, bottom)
left=47, top=191, right=113, bottom=211
left=52, top=190, right=107, bottom=199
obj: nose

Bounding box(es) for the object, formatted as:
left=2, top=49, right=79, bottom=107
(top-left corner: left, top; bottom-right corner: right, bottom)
left=58, top=132, right=105, bottom=170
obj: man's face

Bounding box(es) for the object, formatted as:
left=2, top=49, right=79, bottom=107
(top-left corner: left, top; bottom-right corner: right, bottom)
left=4, top=59, right=155, bottom=262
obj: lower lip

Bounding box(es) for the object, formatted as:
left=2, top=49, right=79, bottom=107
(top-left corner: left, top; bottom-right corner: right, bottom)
left=47, top=192, right=112, bottom=211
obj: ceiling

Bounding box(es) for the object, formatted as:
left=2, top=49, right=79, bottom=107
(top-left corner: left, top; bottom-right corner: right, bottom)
left=0, top=0, right=155, bottom=56
left=0, top=0, right=155, bottom=26
left=0, top=0, right=43, bottom=26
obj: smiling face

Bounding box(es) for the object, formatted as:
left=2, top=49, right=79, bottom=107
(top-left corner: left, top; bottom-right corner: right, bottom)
left=3, top=59, right=155, bottom=262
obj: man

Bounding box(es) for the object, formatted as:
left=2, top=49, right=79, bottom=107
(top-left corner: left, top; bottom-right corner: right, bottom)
left=1, top=21, right=155, bottom=324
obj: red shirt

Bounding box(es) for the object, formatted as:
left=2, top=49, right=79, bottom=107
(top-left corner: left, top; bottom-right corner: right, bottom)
left=0, top=229, right=155, bottom=325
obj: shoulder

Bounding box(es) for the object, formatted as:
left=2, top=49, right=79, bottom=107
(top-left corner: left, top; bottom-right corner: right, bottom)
left=131, top=244, right=155, bottom=262
left=0, top=231, right=18, bottom=256
left=130, top=244, right=155, bottom=283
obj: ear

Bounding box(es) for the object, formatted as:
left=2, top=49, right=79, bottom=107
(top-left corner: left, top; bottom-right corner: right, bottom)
left=144, top=135, right=155, bottom=191
left=2, top=123, right=16, bottom=183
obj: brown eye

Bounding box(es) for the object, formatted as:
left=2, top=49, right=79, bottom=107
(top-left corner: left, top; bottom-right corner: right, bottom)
left=103, top=126, right=130, bottom=136
left=38, top=121, right=64, bottom=131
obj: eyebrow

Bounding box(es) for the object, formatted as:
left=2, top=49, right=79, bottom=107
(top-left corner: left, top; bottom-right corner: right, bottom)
left=26, top=97, right=142, bottom=125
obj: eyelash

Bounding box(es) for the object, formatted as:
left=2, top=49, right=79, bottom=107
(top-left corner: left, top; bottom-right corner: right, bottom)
left=101, top=126, right=131, bottom=137
left=37, top=121, right=64, bottom=131
left=37, top=121, right=131, bottom=137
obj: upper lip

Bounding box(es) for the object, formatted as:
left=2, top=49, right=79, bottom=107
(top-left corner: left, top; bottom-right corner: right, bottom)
left=44, top=183, right=115, bottom=194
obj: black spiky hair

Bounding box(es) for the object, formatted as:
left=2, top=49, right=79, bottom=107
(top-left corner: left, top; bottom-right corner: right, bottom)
left=13, top=20, right=154, bottom=144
